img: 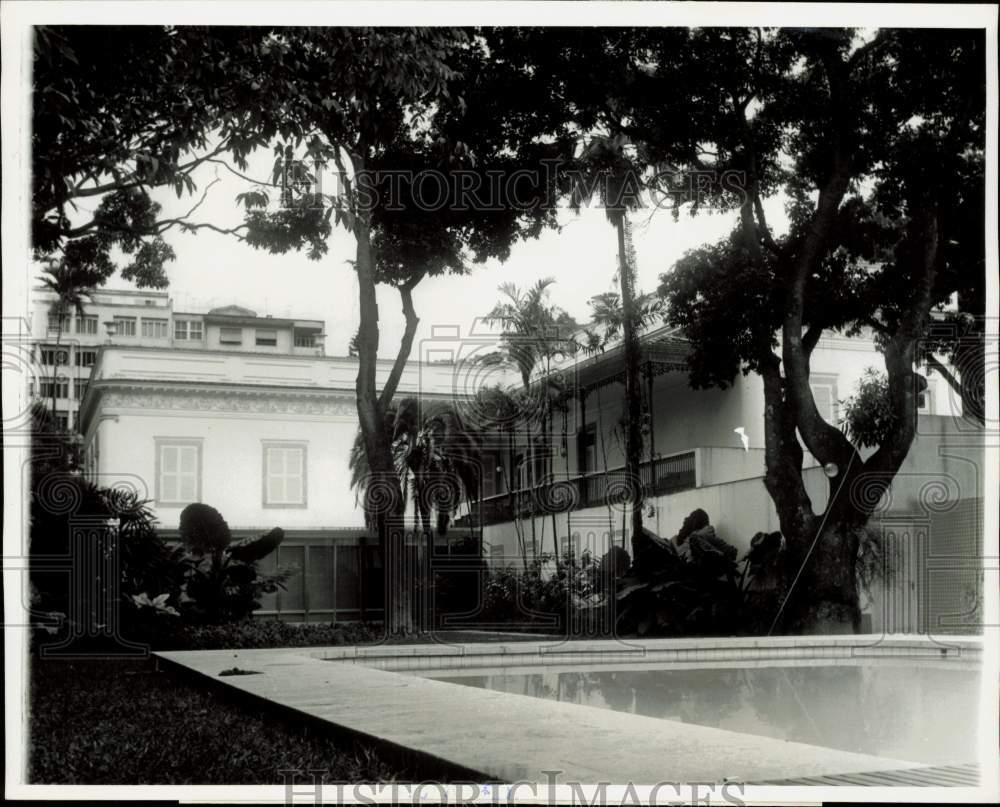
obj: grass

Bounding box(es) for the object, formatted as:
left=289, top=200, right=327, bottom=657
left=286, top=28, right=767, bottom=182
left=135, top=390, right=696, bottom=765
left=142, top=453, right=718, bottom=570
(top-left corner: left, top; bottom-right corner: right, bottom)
left=28, top=656, right=400, bottom=784
left=27, top=621, right=566, bottom=784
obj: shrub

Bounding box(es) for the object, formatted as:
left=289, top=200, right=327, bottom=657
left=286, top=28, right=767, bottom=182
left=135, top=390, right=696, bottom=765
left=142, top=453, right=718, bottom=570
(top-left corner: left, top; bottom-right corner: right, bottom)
left=156, top=619, right=382, bottom=650
left=178, top=504, right=293, bottom=624
left=478, top=551, right=605, bottom=633
left=616, top=526, right=786, bottom=637
left=30, top=476, right=188, bottom=641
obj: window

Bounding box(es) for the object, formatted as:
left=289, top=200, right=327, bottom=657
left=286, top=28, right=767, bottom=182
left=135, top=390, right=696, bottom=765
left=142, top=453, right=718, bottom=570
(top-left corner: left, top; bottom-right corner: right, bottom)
left=809, top=375, right=839, bottom=425
left=75, top=315, right=98, bottom=335
left=918, top=378, right=935, bottom=414
left=263, top=442, right=306, bottom=506
left=39, top=380, right=69, bottom=399
left=75, top=349, right=97, bottom=367
left=74, top=380, right=88, bottom=401
left=113, top=316, right=136, bottom=337
left=47, top=313, right=65, bottom=333
left=55, top=413, right=69, bottom=431
left=174, top=319, right=203, bottom=341
left=578, top=423, right=597, bottom=473
left=219, top=327, right=242, bottom=345
left=514, top=453, right=528, bottom=490
left=39, top=346, right=68, bottom=366
left=141, top=317, right=169, bottom=338
left=294, top=331, right=316, bottom=348
left=255, top=329, right=278, bottom=347
left=156, top=439, right=201, bottom=504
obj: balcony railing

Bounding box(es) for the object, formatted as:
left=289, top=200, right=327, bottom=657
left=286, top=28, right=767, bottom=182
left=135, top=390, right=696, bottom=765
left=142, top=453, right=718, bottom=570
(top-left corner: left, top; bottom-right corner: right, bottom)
left=464, top=450, right=697, bottom=527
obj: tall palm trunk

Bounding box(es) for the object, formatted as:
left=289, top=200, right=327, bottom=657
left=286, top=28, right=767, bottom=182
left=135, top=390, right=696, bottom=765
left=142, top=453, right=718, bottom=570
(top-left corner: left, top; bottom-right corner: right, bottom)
left=594, top=382, right=616, bottom=546
left=615, top=214, right=645, bottom=557
left=51, top=326, right=63, bottom=423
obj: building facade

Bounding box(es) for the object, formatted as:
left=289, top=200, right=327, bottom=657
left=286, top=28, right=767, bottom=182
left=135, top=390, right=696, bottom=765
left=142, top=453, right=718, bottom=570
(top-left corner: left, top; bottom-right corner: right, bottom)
left=78, top=345, right=462, bottom=621
left=29, top=287, right=325, bottom=431
left=72, top=307, right=982, bottom=631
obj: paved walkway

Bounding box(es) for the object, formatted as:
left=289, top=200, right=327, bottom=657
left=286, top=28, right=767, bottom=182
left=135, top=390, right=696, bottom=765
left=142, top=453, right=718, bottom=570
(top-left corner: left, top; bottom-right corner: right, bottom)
left=155, top=637, right=968, bottom=784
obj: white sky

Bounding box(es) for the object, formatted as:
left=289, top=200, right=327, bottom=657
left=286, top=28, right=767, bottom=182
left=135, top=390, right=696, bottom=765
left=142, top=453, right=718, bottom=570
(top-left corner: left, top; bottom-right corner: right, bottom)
left=91, top=151, right=789, bottom=359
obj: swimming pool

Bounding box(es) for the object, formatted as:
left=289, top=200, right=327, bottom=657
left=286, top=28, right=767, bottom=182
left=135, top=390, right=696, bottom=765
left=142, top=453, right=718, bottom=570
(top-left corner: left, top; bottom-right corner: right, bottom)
left=428, top=658, right=980, bottom=765
left=159, top=634, right=989, bottom=786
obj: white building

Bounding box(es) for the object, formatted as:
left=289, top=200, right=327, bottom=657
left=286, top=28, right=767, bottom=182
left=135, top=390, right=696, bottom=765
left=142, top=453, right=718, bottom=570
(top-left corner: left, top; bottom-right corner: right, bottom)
left=78, top=345, right=462, bottom=621
left=29, top=288, right=325, bottom=431
left=75, top=317, right=982, bottom=630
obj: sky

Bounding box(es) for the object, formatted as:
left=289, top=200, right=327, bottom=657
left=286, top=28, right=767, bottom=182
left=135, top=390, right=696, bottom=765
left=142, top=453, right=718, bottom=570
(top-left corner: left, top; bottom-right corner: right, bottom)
left=89, top=148, right=790, bottom=361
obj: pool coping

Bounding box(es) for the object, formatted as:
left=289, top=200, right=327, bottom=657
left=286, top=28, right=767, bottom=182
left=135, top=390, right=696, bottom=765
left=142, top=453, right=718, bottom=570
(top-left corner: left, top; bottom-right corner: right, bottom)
left=154, top=634, right=983, bottom=786
left=302, top=632, right=982, bottom=671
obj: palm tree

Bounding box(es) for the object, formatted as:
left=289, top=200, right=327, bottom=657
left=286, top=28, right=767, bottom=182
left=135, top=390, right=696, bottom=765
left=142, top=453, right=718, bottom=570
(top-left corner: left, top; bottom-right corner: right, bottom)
left=571, top=133, right=648, bottom=559
left=484, top=279, right=578, bottom=559
left=349, top=398, right=481, bottom=583
left=38, top=261, right=100, bottom=424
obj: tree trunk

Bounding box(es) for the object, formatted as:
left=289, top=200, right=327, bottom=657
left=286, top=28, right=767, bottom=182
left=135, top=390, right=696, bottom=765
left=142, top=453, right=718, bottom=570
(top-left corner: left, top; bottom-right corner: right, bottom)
left=352, top=191, right=412, bottom=636
left=594, top=383, right=616, bottom=547
left=616, top=216, right=645, bottom=558
left=51, top=325, right=63, bottom=423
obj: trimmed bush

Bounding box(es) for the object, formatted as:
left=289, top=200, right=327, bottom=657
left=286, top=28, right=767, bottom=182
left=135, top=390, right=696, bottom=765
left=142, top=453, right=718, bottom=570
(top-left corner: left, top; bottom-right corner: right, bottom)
left=155, top=620, right=382, bottom=650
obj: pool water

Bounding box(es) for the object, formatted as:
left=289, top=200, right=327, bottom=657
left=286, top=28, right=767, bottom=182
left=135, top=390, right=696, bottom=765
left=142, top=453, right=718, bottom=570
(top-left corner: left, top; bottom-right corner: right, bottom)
left=432, top=661, right=980, bottom=764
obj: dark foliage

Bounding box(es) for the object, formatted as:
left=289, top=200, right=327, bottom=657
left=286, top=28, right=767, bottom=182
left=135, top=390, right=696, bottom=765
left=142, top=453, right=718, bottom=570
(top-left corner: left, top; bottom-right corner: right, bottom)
left=28, top=658, right=396, bottom=784
left=178, top=503, right=291, bottom=625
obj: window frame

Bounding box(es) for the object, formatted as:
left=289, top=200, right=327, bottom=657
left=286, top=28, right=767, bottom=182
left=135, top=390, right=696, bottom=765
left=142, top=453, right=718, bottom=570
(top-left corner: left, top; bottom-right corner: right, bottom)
left=808, top=373, right=840, bottom=426
left=141, top=317, right=169, bottom=339
left=39, top=380, right=70, bottom=400
left=262, top=440, right=308, bottom=508
left=113, top=316, right=137, bottom=337
left=579, top=422, right=597, bottom=474
left=75, top=349, right=97, bottom=367
left=174, top=319, right=204, bottom=341
left=219, top=326, right=243, bottom=345
left=154, top=438, right=203, bottom=506
left=39, top=345, right=69, bottom=366
left=75, top=315, right=98, bottom=335
left=255, top=328, right=279, bottom=347
left=917, top=377, right=936, bottom=414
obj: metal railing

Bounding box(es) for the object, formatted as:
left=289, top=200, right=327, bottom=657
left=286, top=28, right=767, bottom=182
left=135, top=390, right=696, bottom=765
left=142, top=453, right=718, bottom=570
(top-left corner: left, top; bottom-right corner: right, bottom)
left=466, top=450, right=697, bottom=527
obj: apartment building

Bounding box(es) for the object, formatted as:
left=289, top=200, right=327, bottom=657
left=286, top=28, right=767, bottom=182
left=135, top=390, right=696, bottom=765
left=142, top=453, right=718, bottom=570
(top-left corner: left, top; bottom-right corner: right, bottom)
left=30, top=288, right=325, bottom=430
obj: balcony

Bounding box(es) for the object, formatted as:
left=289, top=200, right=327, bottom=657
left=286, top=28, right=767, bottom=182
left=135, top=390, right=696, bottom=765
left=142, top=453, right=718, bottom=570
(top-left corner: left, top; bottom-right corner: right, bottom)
left=462, top=450, right=697, bottom=528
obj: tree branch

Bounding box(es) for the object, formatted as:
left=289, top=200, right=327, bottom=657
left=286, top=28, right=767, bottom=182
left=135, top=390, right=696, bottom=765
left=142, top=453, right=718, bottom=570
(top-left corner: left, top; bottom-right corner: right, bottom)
left=781, top=44, right=856, bottom=469
left=378, top=272, right=424, bottom=412
left=925, top=351, right=961, bottom=397
left=866, top=208, right=940, bottom=478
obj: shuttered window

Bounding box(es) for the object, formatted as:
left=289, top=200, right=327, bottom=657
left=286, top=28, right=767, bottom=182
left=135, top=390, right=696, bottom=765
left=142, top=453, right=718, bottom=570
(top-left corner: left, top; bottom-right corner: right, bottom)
left=263, top=442, right=306, bottom=506
left=157, top=440, right=201, bottom=504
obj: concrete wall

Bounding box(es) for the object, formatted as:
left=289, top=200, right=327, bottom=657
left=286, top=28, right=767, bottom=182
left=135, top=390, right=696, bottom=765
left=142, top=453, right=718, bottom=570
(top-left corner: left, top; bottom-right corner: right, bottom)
left=91, top=394, right=363, bottom=531
left=81, top=347, right=470, bottom=532
left=482, top=414, right=983, bottom=567
left=205, top=321, right=295, bottom=354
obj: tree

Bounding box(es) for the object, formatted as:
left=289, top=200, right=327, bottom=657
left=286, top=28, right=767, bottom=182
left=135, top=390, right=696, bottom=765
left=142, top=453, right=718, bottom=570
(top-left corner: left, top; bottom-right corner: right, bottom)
left=570, top=135, right=650, bottom=560
left=349, top=397, right=481, bottom=626
left=659, top=28, right=985, bottom=632
left=484, top=278, right=578, bottom=558
left=32, top=26, right=295, bottom=286
left=37, top=260, right=110, bottom=420
left=236, top=28, right=569, bottom=632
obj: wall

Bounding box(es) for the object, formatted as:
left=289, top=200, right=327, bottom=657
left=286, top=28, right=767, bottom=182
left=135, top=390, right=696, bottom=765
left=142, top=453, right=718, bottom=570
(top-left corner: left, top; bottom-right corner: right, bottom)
left=82, top=347, right=468, bottom=531
left=483, top=414, right=984, bottom=567
left=92, top=391, right=362, bottom=530
left=205, top=321, right=295, bottom=354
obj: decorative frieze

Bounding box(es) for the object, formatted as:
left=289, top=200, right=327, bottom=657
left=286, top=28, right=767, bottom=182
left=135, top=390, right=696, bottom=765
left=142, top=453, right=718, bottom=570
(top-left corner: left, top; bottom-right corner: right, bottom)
left=100, top=386, right=357, bottom=417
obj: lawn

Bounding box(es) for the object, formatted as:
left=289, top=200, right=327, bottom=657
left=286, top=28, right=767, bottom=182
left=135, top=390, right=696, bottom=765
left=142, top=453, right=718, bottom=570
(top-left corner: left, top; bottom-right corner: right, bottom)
left=28, top=655, right=400, bottom=784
